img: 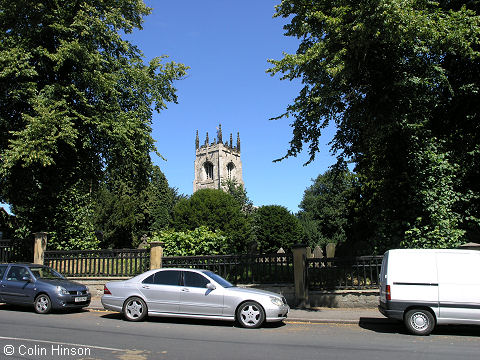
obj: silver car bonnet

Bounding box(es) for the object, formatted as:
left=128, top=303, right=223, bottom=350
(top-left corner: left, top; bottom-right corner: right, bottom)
left=227, top=286, right=283, bottom=299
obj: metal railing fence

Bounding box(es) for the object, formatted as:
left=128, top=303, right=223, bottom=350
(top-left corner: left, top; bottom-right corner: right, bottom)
left=162, top=253, right=294, bottom=285
left=44, top=249, right=150, bottom=277
left=307, top=255, right=383, bottom=290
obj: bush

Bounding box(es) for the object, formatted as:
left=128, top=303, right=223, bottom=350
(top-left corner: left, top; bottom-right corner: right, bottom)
left=149, top=227, right=228, bottom=256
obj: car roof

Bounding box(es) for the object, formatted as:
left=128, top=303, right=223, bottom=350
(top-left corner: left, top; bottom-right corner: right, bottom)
left=130, top=268, right=210, bottom=279
left=150, top=268, right=210, bottom=273
left=0, top=263, right=45, bottom=267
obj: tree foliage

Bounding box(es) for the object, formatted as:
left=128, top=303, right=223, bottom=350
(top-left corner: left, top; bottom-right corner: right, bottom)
left=222, top=178, right=254, bottom=214
left=0, top=0, right=188, bottom=243
left=149, top=226, right=228, bottom=256
left=144, top=166, right=182, bottom=233
left=0, top=208, right=15, bottom=239
left=253, top=205, right=303, bottom=253
left=297, top=169, right=356, bottom=248
left=171, top=189, right=252, bottom=253
left=49, top=183, right=99, bottom=250
left=93, top=166, right=180, bottom=249
left=269, top=0, right=480, bottom=251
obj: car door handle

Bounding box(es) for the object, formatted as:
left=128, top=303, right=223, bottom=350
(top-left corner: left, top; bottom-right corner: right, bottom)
left=142, top=285, right=150, bottom=289
left=181, top=288, right=190, bottom=292
left=1, top=284, right=5, bottom=288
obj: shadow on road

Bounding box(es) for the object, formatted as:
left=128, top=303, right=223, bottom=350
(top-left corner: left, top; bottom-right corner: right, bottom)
left=359, top=317, right=480, bottom=337
left=359, top=317, right=406, bottom=334
left=100, top=312, right=286, bottom=329
left=431, top=325, right=480, bottom=337
left=0, top=303, right=90, bottom=315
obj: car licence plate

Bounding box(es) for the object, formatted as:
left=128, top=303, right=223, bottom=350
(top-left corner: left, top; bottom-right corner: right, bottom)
left=75, top=296, right=87, bottom=302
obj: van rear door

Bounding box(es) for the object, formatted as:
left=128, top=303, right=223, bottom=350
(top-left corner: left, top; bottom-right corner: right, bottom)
left=379, top=252, right=389, bottom=304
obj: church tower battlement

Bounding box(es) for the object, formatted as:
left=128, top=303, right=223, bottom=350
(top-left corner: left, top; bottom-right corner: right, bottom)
left=193, top=124, right=244, bottom=192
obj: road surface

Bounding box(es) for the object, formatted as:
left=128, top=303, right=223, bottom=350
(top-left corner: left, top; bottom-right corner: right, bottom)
left=0, top=304, right=479, bottom=360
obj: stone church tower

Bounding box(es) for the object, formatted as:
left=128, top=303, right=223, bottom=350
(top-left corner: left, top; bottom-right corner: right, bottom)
left=193, top=124, right=244, bottom=192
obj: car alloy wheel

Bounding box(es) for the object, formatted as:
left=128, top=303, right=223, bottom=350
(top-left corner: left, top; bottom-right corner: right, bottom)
left=34, top=294, right=52, bottom=314
left=123, top=297, right=147, bottom=322
left=237, top=301, right=265, bottom=328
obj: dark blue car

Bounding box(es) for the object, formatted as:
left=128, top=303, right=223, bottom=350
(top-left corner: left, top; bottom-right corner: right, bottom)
left=0, top=263, right=90, bottom=313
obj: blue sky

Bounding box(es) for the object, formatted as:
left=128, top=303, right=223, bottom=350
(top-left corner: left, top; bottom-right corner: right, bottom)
left=133, top=0, right=337, bottom=212
left=1, top=0, right=337, bottom=215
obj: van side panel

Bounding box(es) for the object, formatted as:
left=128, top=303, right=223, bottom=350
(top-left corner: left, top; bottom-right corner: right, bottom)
left=437, top=252, right=480, bottom=324
left=389, top=250, right=439, bottom=304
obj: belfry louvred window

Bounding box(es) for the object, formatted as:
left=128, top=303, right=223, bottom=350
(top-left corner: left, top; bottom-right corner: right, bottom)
left=204, top=162, right=214, bottom=179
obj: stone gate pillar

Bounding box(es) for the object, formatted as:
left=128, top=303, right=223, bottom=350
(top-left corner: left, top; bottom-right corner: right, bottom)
left=292, top=244, right=309, bottom=308
left=33, top=232, right=47, bottom=265
left=150, top=241, right=165, bottom=270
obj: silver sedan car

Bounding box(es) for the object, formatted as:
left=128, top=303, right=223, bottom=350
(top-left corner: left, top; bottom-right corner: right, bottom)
left=101, top=268, right=289, bottom=328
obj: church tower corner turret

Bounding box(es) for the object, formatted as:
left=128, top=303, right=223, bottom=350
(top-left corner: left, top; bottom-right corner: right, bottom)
left=193, top=124, right=244, bottom=192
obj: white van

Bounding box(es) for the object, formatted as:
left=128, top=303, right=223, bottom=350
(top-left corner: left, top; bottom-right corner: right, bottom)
left=379, top=248, right=480, bottom=335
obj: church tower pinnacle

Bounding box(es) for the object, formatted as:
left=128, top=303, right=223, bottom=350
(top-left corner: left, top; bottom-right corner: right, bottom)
left=193, top=124, right=244, bottom=192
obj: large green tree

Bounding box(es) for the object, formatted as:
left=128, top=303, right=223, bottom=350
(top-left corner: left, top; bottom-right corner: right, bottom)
left=269, top=0, right=480, bottom=252
left=0, top=0, right=187, bottom=246
left=297, top=169, right=356, bottom=249
left=222, top=178, right=254, bottom=214
left=92, top=165, right=180, bottom=249
left=253, top=205, right=304, bottom=253
left=171, top=189, right=252, bottom=253
left=143, top=166, right=182, bottom=234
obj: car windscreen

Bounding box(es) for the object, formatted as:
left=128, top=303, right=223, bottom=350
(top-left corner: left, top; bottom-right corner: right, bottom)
left=29, top=266, right=65, bottom=280
left=203, top=271, right=233, bottom=288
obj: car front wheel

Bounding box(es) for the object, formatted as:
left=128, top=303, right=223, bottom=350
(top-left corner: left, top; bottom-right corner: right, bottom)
left=236, top=301, right=265, bottom=328
left=123, top=297, right=147, bottom=322
left=34, top=294, right=52, bottom=314
left=404, top=309, right=435, bottom=335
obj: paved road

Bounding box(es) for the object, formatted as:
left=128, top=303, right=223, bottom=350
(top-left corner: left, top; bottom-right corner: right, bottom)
left=0, top=304, right=479, bottom=360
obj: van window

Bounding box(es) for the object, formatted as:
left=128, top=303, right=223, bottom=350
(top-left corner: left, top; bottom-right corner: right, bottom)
left=380, top=253, right=388, bottom=281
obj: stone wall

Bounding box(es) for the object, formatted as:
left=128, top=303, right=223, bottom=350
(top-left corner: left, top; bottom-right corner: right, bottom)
left=309, top=290, right=379, bottom=308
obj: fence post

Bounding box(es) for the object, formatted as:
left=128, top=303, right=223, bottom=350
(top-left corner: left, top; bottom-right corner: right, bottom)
left=33, top=232, right=47, bottom=265
left=292, top=244, right=309, bottom=308
left=150, top=241, right=164, bottom=270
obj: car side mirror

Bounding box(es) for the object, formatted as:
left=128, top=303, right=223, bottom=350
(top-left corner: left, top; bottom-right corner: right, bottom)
left=22, top=276, right=32, bottom=282
left=206, top=283, right=216, bottom=290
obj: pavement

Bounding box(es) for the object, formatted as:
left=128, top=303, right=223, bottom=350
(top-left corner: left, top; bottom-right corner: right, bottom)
left=88, top=297, right=394, bottom=325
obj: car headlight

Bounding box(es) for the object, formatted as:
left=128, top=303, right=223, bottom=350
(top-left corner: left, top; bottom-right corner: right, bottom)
left=56, top=286, right=69, bottom=295
left=270, top=297, right=284, bottom=307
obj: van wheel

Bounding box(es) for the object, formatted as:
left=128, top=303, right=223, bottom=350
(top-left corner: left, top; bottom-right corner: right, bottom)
left=404, top=309, right=435, bottom=335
